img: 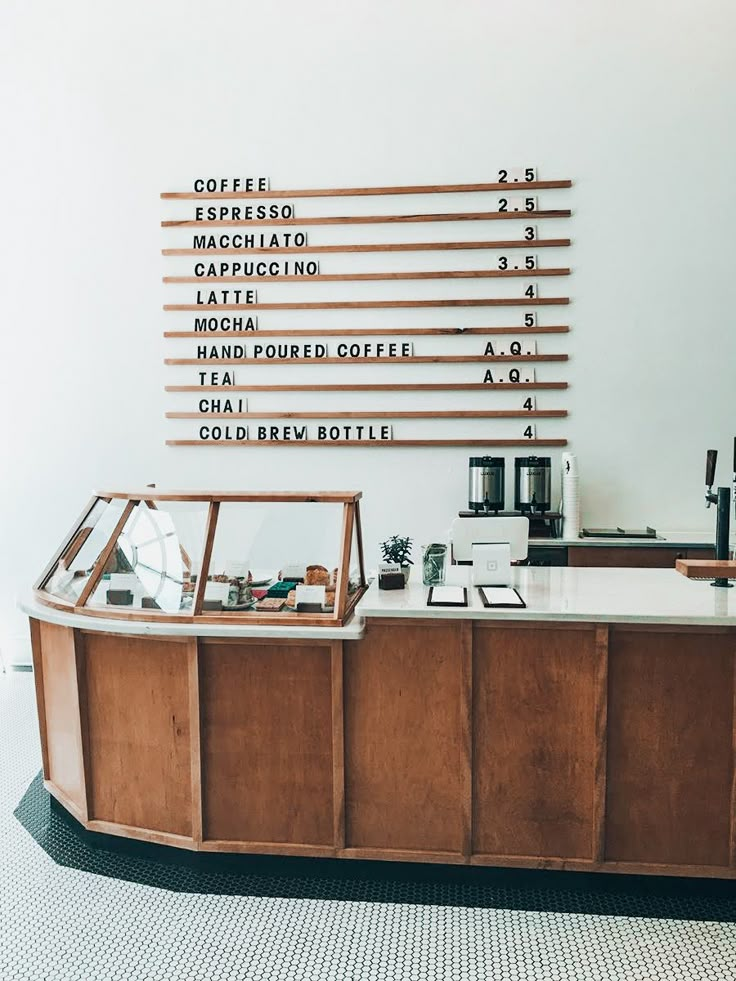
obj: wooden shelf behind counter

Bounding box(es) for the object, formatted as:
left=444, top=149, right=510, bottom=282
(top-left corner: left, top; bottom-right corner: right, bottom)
left=528, top=539, right=716, bottom=568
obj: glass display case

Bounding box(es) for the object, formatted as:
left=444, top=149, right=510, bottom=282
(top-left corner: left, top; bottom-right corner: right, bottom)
left=35, top=490, right=366, bottom=626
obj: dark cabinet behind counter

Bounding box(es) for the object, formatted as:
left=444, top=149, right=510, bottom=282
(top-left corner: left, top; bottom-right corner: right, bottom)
left=527, top=545, right=715, bottom=568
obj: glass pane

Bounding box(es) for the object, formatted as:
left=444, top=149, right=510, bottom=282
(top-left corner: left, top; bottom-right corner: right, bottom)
left=42, top=498, right=127, bottom=603
left=347, top=510, right=365, bottom=593
left=84, top=499, right=209, bottom=614
left=331, top=510, right=365, bottom=613
left=204, top=502, right=344, bottom=615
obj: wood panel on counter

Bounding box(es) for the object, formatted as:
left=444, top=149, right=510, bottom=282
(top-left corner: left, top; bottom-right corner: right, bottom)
left=472, top=623, right=600, bottom=860
left=31, top=621, right=87, bottom=821
left=80, top=632, right=193, bottom=838
left=30, top=614, right=736, bottom=876
left=199, top=641, right=335, bottom=846
left=343, top=620, right=471, bottom=857
left=605, top=627, right=734, bottom=868
left=567, top=546, right=714, bottom=569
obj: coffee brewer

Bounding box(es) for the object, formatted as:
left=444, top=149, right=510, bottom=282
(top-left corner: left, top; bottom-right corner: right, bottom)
left=514, top=456, right=552, bottom=513
left=468, top=457, right=505, bottom=513
left=462, top=455, right=560, bottom=537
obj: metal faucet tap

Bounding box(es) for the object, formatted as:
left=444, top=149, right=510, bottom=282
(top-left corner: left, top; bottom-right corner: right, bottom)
left=705, top=449, right=718, bottom=508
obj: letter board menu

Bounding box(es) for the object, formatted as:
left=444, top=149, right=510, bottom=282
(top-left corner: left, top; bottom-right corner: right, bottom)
left=161, top=171, right=572, bottom=447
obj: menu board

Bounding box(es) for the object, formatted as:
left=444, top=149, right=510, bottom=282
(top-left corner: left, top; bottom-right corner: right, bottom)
left=161, top=171, right=572, bottom=447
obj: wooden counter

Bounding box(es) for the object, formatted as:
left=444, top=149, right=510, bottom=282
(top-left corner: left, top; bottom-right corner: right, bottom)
left=528, top=529, right=715, bottom=568
left=344, top=616, right=735, bottom=875
left=24, top=571, right=736, bottom=878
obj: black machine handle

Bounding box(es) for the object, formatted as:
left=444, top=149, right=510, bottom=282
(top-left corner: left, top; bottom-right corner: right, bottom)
left=706, top=449, right=718, bottom=487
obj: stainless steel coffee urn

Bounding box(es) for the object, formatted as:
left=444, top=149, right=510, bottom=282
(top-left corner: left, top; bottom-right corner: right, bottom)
left=468, top=457, right=505, bottom=513
left=514, top=456, right=552, bottom=513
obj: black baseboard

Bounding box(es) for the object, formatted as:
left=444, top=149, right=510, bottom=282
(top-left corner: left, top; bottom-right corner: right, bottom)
left=10, top=772, right=736, bottom=920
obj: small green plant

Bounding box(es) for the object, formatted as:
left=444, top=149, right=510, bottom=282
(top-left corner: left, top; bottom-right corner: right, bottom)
left=380, top=535, right=414, bottom=567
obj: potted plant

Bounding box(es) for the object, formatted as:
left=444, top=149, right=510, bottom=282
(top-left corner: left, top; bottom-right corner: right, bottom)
left=380, top=535, right=414, bottom=583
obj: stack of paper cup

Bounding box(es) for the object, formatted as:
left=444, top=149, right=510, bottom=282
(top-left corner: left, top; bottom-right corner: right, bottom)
left=561, top=453, right=581, bottom=539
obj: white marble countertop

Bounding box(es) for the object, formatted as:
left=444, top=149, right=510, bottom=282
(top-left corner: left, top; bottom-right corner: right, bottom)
left=19, top=595, right=364, bottom=640
left=529, top=529, right=714, bottom=548
left=23, top=560, right=736, bottom=636
left=356, top=567, right=736, bottom=626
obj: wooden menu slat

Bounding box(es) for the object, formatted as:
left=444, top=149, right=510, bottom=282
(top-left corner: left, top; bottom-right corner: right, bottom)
left=162, top=238, right=572, bottom=257
left=162, top=210, right=571, bottom=228
left=164, top=326, right=570, bottom=338
left=167, top=410, right=568, bottom=419
left=164, top=298, right=569, bottom=311
left=161, top=179, right=572, bottom=200
left=166, top=354, right=568, bottom=366
left=164, top=268, right=571, bottom=284
left=166, top=382, right=568, bottom=392
left=166, top=439, right=568, bottom=447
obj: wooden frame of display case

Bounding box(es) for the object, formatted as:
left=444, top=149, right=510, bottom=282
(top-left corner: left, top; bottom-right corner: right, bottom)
left=34, top=490, right=367, bottom=628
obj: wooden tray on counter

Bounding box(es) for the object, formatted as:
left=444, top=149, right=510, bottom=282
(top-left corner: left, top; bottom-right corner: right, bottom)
left=676, top=558, right=736, bottom=580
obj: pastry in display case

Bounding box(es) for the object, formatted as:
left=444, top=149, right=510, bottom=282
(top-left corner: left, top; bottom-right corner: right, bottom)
left=35, top=490, right=366, bottom=626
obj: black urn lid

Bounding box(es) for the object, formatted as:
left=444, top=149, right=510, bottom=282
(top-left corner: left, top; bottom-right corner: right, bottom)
left=515, top=456, right=551, bottom=468
left=469, top=456, right=505, bottom=467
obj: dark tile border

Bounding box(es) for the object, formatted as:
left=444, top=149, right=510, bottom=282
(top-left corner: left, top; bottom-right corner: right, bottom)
left=13, top=773, right=736, bottom=921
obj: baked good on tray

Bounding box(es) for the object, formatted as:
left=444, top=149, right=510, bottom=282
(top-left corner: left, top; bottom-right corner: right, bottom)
left=255, top=597, right=286, bottom=612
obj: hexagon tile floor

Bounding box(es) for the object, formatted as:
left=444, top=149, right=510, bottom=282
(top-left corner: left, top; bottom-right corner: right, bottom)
left=2, top=672, right=736, bottom=981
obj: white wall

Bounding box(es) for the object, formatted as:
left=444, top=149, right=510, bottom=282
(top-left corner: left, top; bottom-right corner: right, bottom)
left=2, top=0, right=735, bottom=658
